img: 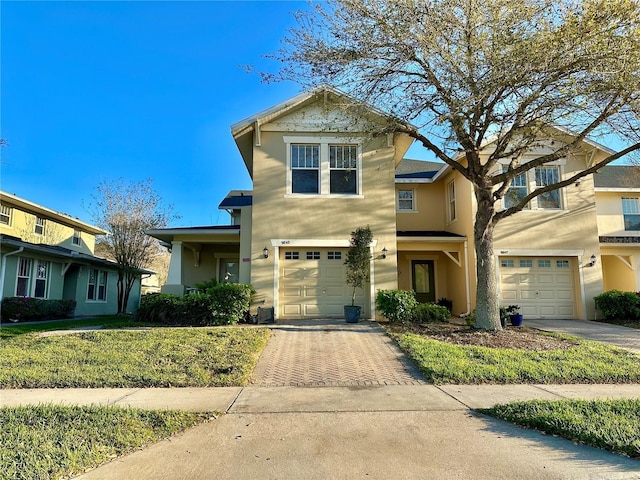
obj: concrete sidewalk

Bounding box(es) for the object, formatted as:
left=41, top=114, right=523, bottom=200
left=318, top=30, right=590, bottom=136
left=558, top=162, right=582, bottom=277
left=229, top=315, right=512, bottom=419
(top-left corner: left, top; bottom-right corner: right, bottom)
left=4, top=384, right=640, bottom=479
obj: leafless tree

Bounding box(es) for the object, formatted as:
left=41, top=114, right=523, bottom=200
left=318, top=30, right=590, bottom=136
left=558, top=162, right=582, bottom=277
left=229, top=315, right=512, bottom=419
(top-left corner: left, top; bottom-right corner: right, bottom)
left=87, top=179, right=178, bottom=314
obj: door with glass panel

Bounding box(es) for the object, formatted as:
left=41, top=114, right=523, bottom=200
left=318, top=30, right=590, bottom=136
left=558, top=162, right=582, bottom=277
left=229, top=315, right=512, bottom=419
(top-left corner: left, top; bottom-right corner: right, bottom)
left=412, top=260, right=435, bottom=303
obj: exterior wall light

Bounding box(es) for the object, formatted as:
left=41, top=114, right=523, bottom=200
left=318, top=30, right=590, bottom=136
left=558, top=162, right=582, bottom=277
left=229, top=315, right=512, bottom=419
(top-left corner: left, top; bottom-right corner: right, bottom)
left=382, top=247, right=388, bottom=259
left=263, top=246, right=269, bottom=259
left=589, top=254, right=596, bottom=266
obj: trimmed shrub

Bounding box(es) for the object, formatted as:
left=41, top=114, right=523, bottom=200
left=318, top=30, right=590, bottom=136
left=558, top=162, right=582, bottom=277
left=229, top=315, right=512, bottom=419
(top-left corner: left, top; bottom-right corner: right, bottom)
left=1, top=297, right=76, bottom=322
left=376, top=289, right=417, bottom=323
left=136, top=284, right=254, bottom=326
left=207, top=283, right=254, bottom=325
left=594, top=290, right=640, bottom=321
left=411, top=302, right=450, bottom=323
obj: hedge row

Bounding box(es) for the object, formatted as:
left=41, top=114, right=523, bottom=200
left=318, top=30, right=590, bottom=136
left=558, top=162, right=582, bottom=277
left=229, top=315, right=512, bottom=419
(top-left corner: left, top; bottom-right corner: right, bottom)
left=136, top=283, right=254, bottom=326
left=1, top=297, right=77, bottom=323
left=594, top=290, right=640, bottom=321
left=376, top=289, right=450, bottom=323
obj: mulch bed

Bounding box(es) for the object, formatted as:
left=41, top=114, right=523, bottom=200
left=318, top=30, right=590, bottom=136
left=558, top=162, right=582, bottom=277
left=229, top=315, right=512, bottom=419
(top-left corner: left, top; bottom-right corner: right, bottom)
left=385, top=322, right=578, bottom=351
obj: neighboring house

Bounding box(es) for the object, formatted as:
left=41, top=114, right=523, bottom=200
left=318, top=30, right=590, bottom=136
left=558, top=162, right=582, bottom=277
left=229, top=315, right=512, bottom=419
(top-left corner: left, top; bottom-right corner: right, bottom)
left=594, top=166, right=640, bottom=293
left=0, top=191, right=144, bottom=317
left=147, top=86, right=639, bottom=321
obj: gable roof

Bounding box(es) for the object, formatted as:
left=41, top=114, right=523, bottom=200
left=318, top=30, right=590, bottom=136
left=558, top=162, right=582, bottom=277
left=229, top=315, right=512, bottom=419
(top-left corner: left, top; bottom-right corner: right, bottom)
left=395, top=159, right=447, bottom=182
left=594, top=165, right=640, bottom=190
left=218, top=190, right=253, bottom=209
left=231, top=85, right=416, bottom=178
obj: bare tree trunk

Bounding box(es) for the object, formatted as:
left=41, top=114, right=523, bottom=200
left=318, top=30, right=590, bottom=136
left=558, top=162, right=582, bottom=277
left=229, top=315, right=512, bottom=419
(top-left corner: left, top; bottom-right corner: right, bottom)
left=473, top=183, right=502, bottom=330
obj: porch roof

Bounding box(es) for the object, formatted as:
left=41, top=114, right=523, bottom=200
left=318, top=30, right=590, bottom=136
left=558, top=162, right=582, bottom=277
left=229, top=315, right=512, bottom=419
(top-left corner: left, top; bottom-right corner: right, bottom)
left=145, top=225, right=240, bottom=244
left=0, top=234, right=151, bottom=273
left=395, top=159, right=447, bottom=182
left=218, top=190, right=252, bottom=209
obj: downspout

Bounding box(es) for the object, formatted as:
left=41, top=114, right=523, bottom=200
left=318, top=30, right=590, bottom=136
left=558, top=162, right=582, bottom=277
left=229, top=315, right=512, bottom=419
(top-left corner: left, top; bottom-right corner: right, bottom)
left=0, top=247, right=24, bottom=304
left=462, top=239, right=471, bottom=316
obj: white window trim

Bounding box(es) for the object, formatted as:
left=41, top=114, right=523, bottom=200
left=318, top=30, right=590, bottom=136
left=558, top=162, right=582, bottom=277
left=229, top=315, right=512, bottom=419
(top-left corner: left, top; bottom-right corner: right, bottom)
left=397, top=188, right=417, bottom=212
left=447, top=180, right=457, bottom=223
left=15, top=257, right=50, bottom=299
left=284, top=135, right=364, bottom=198
left=34, top=216, right=46, bottom=236
left=86, top=268, right=108, bottom=303
left=0, top=205, right=12, bottom=226
left=72, top=229, right=82, bottom=246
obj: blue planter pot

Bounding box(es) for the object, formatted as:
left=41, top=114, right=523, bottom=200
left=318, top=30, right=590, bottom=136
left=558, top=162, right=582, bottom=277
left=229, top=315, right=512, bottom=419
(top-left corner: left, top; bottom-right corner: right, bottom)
left=510, top=313, right=524, bottom=327
left=344, top=305, right=361, bottom=323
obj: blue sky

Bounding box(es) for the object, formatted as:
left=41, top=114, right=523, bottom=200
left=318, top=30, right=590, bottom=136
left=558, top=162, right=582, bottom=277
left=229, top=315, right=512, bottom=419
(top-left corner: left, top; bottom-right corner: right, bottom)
left=2, top=2, right=632, bottom=229
left=3, top=0, right=410, bottom=227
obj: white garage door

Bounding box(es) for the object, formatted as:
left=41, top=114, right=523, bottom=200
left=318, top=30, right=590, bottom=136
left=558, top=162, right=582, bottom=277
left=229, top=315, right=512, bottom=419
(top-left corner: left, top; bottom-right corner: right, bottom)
left=279, top=248, right=366, bottom=318
left=499, top=257, right=576, bottom=319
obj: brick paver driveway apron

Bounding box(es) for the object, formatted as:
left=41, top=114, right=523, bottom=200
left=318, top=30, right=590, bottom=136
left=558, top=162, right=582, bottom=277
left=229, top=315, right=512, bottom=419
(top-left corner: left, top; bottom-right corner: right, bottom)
left=250, top=319, right=427, bottom=386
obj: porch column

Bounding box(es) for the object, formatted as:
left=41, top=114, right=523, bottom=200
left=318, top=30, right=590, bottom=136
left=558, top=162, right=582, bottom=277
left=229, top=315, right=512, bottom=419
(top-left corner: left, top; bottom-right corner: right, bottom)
left=161, top=241, right=186, bottom=295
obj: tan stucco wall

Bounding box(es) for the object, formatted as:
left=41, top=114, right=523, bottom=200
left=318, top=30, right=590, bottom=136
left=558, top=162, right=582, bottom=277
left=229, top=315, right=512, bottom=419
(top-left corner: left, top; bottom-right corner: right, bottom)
left=600, top=247, right=639, bottom=292
left=396, top=182, right=446, bottom=231
left=0, top=204, right=96, bottom=255
left=249, top=129, right=400, bottom=319
left=596, top=191, right=640, bottom=238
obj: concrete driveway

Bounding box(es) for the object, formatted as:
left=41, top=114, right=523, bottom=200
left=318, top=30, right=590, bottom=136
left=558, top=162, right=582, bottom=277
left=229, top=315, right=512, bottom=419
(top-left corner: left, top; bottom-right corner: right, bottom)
left=526, top=319, right=640, bottom=354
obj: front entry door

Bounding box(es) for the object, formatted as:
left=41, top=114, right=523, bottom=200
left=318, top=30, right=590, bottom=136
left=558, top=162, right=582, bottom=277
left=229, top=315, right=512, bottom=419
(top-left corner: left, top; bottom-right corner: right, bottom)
left=412, top=260, right=435, bottom=303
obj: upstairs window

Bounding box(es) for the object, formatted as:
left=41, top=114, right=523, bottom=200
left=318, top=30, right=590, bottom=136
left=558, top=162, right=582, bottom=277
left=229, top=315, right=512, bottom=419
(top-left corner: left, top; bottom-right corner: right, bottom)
left=34, top=216, right=46, bottom=235
left=622, top=198, right=640, bottom=231
left=291, top=144, right=320, bottom=194
left=535, top=166, right=562, bottom=209
left=329, top=145, right=357, bottom=194
left=397, top=189, right=415, bottom=211
left=503, top=170, right=529, bottom=210
left=72, top=229, right=82, bottom=246
left=447, top=181, right=457, bottom=222
left=0, top=205, right=11, bottom=225
left=286, top=137, right=362, bottom=197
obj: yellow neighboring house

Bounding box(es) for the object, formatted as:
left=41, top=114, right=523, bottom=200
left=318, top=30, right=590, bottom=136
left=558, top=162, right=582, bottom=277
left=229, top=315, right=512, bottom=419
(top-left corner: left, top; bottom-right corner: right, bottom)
left=147, top=86, right=639, bottom=321
left=0, top=191, right=145, bottom=317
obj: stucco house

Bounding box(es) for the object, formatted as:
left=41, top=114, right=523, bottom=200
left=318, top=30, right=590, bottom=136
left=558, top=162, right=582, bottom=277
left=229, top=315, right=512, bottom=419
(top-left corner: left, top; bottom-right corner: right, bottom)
left=147, top=86, right=639, bottom=321
left=0, top=191, right=144, bottom=317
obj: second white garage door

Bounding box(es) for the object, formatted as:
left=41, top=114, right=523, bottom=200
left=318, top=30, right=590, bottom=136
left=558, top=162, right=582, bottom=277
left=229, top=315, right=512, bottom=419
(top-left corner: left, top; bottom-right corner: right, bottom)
left=279, top=248, right=367, bottom=319
left=499, top=256, right=577, bottom=319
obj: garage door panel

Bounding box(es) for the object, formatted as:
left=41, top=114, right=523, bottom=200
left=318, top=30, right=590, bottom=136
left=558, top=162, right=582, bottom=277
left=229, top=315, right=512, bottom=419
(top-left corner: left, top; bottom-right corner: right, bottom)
left=537, top=290, right=555, bottom=300
left=325, top=286, right=346, bottom=297
left=325, top=267, right=344, bottom=280
left=558, top=305, right=575, bottom=316
left=282, top=304, right=301, bottom=316
left=555, top=274, right=572, bottom=285
left=519, top=274, right=535, bottom=284
left=283, top=287, right=302, bottom=297
left=501, top=274, right=519, bottom=284
left=501, top=290, right=518, bottom=300
left=520, top=290, right=538, bottom=300
left=557, top=290, right=573, bottom=300
left=304, top=305, right=321, bottom=316
left=537, top=274, right=554, bottom=283
left=282, top=268, right=303, bottom=279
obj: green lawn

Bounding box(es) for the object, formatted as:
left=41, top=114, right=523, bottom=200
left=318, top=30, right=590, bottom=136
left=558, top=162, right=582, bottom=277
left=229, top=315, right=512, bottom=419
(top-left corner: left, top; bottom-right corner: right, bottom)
left=0, top=316, right=150, bottom=339
left=0, top=404, right=210, bottom=480
left=1, top=323, right=270, bottom=388
left=480, top=398, right=640, bottom=459
left=390, top=331, right=640, bottom=384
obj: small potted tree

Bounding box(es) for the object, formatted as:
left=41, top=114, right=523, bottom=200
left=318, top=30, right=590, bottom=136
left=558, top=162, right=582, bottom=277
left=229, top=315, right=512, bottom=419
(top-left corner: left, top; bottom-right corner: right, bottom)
left=344, top=226, right=373, bottom=323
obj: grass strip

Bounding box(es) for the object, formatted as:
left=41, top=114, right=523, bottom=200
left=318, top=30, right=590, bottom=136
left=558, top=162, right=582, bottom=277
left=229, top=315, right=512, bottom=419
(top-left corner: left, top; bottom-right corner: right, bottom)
left=1, top=327, right=270, bottom=388
left=0, top=404, right=210, bottom=480
left=479, top=398, right=640, bottom=459
left=391, top=332, right=640, bottom=384
left=0, top=316, right=151, bottom=340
